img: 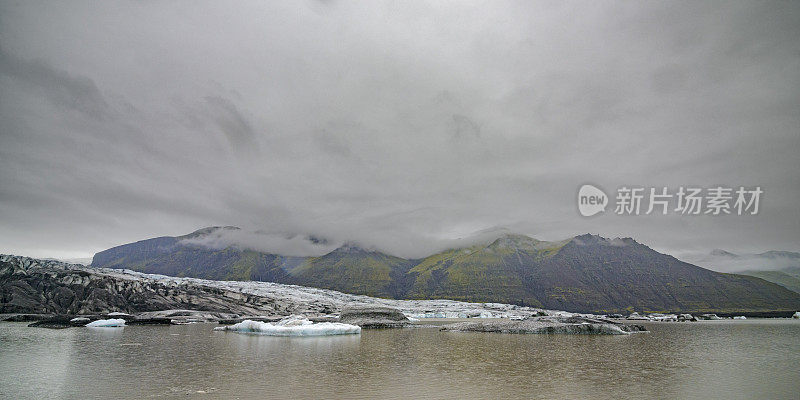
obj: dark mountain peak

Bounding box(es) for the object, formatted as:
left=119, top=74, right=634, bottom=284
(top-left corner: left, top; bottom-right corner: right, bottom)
left=710, top=249, right=739, bottom=258
left=571, top=233, right=606, bottom=245
left=568, top=234, right=649, bottom=252
left=330, top=241, right=376, bottom=255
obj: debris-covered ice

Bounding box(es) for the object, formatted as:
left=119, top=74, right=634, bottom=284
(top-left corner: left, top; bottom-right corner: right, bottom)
left=214, top=315, right=361, bottom=336
left=440, top=316, right=648, bottom=335
left=0, top=254, right=566, bottom=319
left=59, top=259, right=556, bottom=318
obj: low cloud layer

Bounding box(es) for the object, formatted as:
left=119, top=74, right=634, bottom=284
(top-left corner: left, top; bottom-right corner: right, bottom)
left=1, top=1, right=798, bottom=259
left=179, top=228, right=338, bottom=258
left=688, top=250, right=800, bottom=273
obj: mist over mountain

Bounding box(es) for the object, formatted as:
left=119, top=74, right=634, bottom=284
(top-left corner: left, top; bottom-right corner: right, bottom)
left=693, top=249, right=800, bottom=294
left=696, top=249, right=800, bottom=272
left=91, top=227, right=800, bottom=314
left=176, top=227, right=339, bottom=257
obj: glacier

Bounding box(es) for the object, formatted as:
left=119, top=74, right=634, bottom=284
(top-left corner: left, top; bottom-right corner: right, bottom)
left=0, top=254, right=591, bottom=320
left=214, top=315, right=361, bottom=336
left=48, top=257, right=555, bottom=318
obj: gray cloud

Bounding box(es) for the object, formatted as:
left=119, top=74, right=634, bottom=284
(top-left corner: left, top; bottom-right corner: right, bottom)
left=0, top=1, right=798, bottom=260
left=686, top=250, right=800, bottom=273
left=179, top=228, right=339, bottom=257
left=203, top=95, right=260, bottom=156
left=0, top=45, right=111, bottom=119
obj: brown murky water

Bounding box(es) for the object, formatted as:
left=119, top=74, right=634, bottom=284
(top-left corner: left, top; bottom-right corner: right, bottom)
left=0, top=319, right=798, bottom=399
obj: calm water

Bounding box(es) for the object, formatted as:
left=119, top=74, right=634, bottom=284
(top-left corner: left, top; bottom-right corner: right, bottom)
left=0, top=319, right=798, bottom=399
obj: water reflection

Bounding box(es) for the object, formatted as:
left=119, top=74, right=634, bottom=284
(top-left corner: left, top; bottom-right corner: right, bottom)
left=0, top=323, right=77, bottom=399
left=219, top=330, right=362, bottom=357
left=84, top=326, right=125, bottom=337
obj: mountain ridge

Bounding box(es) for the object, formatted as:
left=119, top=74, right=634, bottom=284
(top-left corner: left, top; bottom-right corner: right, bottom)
left=90, top=227, right=800, bottom=313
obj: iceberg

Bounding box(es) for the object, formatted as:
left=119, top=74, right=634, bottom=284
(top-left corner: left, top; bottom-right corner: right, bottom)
left=215, top=315, right=361, bottom=336
left=440, top=316, right=648, bottom=335
left=85, top=318, right=126, bottom=327
left=401, top=309, right=505, bottom=319
left=650, top=313, right=678, bottom=321
left=626, top=312, right=649, bottom=320
left=107, top=312, right=131, bottom=317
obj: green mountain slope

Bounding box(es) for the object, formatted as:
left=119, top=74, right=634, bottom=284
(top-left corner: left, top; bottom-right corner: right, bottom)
left=406, top=234, right=800, bottom=313
left=289, top=243, right=415, bottom=298
left=91, top=227, right=301, bottom=282
left=737, top=270, right=800, bottom=294
left=407, top=234, right=568, bottom=306
left=92, top=228, right=800, bottom=313
left=528, top=235, right=800, bottom=313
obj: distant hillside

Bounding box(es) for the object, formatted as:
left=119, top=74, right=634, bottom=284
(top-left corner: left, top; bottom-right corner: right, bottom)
left=737, top=270, right=800, bottom=294
left=91, top=227, right=303, bottom=282
left=407, top=234, right=568, bottom=306
left=699, top=249, right=800, bottom=294
left=289, top=243, right=416, bottom=298
left=406, top=234, right=800, bottom=313
left=92, top=228, right=800, bottom=313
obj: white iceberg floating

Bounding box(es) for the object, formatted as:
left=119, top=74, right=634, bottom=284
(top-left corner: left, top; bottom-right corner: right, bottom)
left=85, top=318, right=126, bottom=327
left=649, top=313, right=678, bottom=321
left=214, top=315, right=361, bottom=336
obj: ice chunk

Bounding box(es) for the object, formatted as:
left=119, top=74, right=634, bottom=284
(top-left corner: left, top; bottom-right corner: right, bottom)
left=216, top=315, right=360, bottom=336
left=107, top=312, right=131, bottom=317
left=274, top=315, right=313, bottom=327
left=85, top=318, right=126, bottom=327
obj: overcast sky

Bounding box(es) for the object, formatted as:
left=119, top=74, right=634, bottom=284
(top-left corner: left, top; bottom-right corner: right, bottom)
left=0, top=1, right=798, bottom=261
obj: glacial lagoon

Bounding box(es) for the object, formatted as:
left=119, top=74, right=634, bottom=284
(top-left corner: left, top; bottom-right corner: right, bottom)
left=0, top=319, right=798, bottom=399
